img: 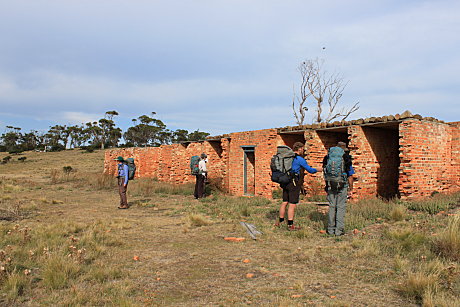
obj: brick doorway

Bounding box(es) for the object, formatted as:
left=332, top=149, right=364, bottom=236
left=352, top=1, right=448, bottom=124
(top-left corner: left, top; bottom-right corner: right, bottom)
left=362, top=126, right=400, bottom=199
left=242, top=146, right=256, bottom=196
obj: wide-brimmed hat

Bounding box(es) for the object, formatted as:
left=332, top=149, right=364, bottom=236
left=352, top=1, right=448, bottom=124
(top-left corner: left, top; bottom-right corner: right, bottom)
left=114, top=156, right=124, bottom=162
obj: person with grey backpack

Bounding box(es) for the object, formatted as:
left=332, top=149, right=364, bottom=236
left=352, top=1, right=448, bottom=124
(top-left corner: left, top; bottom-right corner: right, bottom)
left=323, top=142, right=355, bottom=236
left=114, top=156, right=130, bottom=209
left=273, top=142, right=321, bottom=231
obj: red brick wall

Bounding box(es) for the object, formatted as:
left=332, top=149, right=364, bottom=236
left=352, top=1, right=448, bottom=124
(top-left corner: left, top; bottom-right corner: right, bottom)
left=399, top=120, right=454, bottom=199
left=303, top=130, right=334, bottom=197
left=226, top=129, right=280, bottom=198
left=451, top=122, right=460, bottom=191
left=104, top=119, right=460, bottom=200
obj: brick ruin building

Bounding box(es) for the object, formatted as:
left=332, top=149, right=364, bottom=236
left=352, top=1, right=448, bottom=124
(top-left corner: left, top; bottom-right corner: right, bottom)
left=104, top=112, right=460, bottom=200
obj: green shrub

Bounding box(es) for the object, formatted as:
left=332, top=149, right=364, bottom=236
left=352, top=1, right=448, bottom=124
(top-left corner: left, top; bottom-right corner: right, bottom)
left=2, top=156, right=12, bottom=164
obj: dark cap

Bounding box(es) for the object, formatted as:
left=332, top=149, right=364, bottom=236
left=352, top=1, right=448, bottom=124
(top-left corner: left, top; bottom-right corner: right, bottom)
left=114, top=156, right=124, bottom=162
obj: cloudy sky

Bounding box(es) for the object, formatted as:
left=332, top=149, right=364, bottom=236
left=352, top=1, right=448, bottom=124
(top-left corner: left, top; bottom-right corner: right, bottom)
left=0, top=0, right=459, bottom=136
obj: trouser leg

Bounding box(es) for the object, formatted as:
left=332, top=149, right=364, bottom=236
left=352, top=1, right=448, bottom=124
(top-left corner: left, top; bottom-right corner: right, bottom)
left=335, top=188, right=348, bottom=235
left=194, top=175, right=199, bottom=198
left=197, top=175, right=205, bottom=198
left=118, top=177, right=128, bottom=207
left=195, top=175, right=205, bottom=198
left=327, top=192, right=337, bottom=234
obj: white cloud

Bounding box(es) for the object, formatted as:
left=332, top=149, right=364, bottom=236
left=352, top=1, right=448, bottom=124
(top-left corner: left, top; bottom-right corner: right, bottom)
left=61, top=112, right=100, bottom=125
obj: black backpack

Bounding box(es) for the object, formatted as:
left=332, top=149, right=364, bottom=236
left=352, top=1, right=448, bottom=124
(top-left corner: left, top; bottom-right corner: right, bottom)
left=270, top=146, right=295, bottom=185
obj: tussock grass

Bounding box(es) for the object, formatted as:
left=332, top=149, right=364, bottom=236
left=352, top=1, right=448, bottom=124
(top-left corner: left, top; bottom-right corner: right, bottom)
left=397, top=259, right=448, bottom=303
left=1, top=271, right=30, bottom=300
left=385, top=228, right=428, bottom=253
left=422, top=291, right=460, bottom=307
left=348, top=198, right=395, bottom=222
left=188, top=214, right=212, bottom=227
left=390, top=205, right=407, bottom=221
left=42, top=255, right=81, bottom=289
left=50, top=168, right=79, bottom=184
left=0, top=220, right=123, bottom=304
left=398, top=271, right=439, bottom=302
left=353, top=239, right=380, bottom=258
left=84, top=173, right=117, bottom=190
left=432, top=215, right=460, bottom=261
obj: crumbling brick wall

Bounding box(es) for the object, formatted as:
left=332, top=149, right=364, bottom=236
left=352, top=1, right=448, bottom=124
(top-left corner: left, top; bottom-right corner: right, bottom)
left=226, top=129, right=280, bottom=198
left=303, top=130, right=333, bottom=197
left=104, top=118, right=459, bottom=200
left=449, top=122, right=460, bottom=192
left=399, top=120, right=454, bottom=199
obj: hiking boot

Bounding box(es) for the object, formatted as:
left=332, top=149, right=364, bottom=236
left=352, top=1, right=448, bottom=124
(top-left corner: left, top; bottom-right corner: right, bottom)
left=288, top=224, right=301, bottom=231
left=118, top=206, right=128, bottom=209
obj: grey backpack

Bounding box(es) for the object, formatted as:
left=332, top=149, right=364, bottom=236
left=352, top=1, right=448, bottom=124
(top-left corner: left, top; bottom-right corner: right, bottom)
left=270, top=146, right=295, bottom=185
left=125, top=158, right=136, bottom=180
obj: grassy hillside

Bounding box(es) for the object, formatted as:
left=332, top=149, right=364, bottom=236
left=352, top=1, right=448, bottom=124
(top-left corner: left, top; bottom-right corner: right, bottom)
left=0, top=149, right=459, bottom=306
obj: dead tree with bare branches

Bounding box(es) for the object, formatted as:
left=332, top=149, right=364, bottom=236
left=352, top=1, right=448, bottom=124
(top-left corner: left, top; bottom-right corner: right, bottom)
left=292, top=58, right=359, bottom=125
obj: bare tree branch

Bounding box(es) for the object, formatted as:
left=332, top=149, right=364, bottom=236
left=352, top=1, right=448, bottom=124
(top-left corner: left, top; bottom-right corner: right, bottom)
left=291, top=58, right=359, bottom=124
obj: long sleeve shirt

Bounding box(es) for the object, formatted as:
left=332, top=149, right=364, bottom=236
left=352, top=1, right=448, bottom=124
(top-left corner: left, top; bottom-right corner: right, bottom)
left=117, top=163, right=129, bottom=185
left=291, top=155, right=318, bottom=175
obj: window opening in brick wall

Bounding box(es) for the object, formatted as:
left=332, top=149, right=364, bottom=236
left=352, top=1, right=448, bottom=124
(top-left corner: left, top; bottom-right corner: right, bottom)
left=362, top=126, right=400, bottom=199
left=242, top=146, right=256, bottom=196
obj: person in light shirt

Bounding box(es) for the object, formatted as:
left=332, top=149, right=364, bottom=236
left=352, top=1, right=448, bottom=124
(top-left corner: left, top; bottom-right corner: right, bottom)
left=194, top=153, right=208, bottom=199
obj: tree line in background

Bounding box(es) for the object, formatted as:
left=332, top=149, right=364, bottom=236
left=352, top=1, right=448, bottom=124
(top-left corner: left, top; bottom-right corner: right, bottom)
left=0, top=111, right=210, bottom=153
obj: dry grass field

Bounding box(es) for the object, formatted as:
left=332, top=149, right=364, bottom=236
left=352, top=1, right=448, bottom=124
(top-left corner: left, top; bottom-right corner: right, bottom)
left=1, top=149, right=459, bottom=306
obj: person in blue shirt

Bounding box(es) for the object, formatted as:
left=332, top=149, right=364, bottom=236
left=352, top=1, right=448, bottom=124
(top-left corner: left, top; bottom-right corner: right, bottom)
left=275, top=142, right=321, bottom=231
left=115, top=156, right=129, bottom=209
left=323, top=142, right=355, bottom=236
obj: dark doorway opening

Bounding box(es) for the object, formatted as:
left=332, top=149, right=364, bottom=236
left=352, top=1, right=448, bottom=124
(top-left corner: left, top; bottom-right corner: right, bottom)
left=362, top=126, right=400, bottom=199
left=280, top=133, right=305, bottom=149
left=317, top=129, right=349, bottom=150
left=242, top=146, right=256, bottom=196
